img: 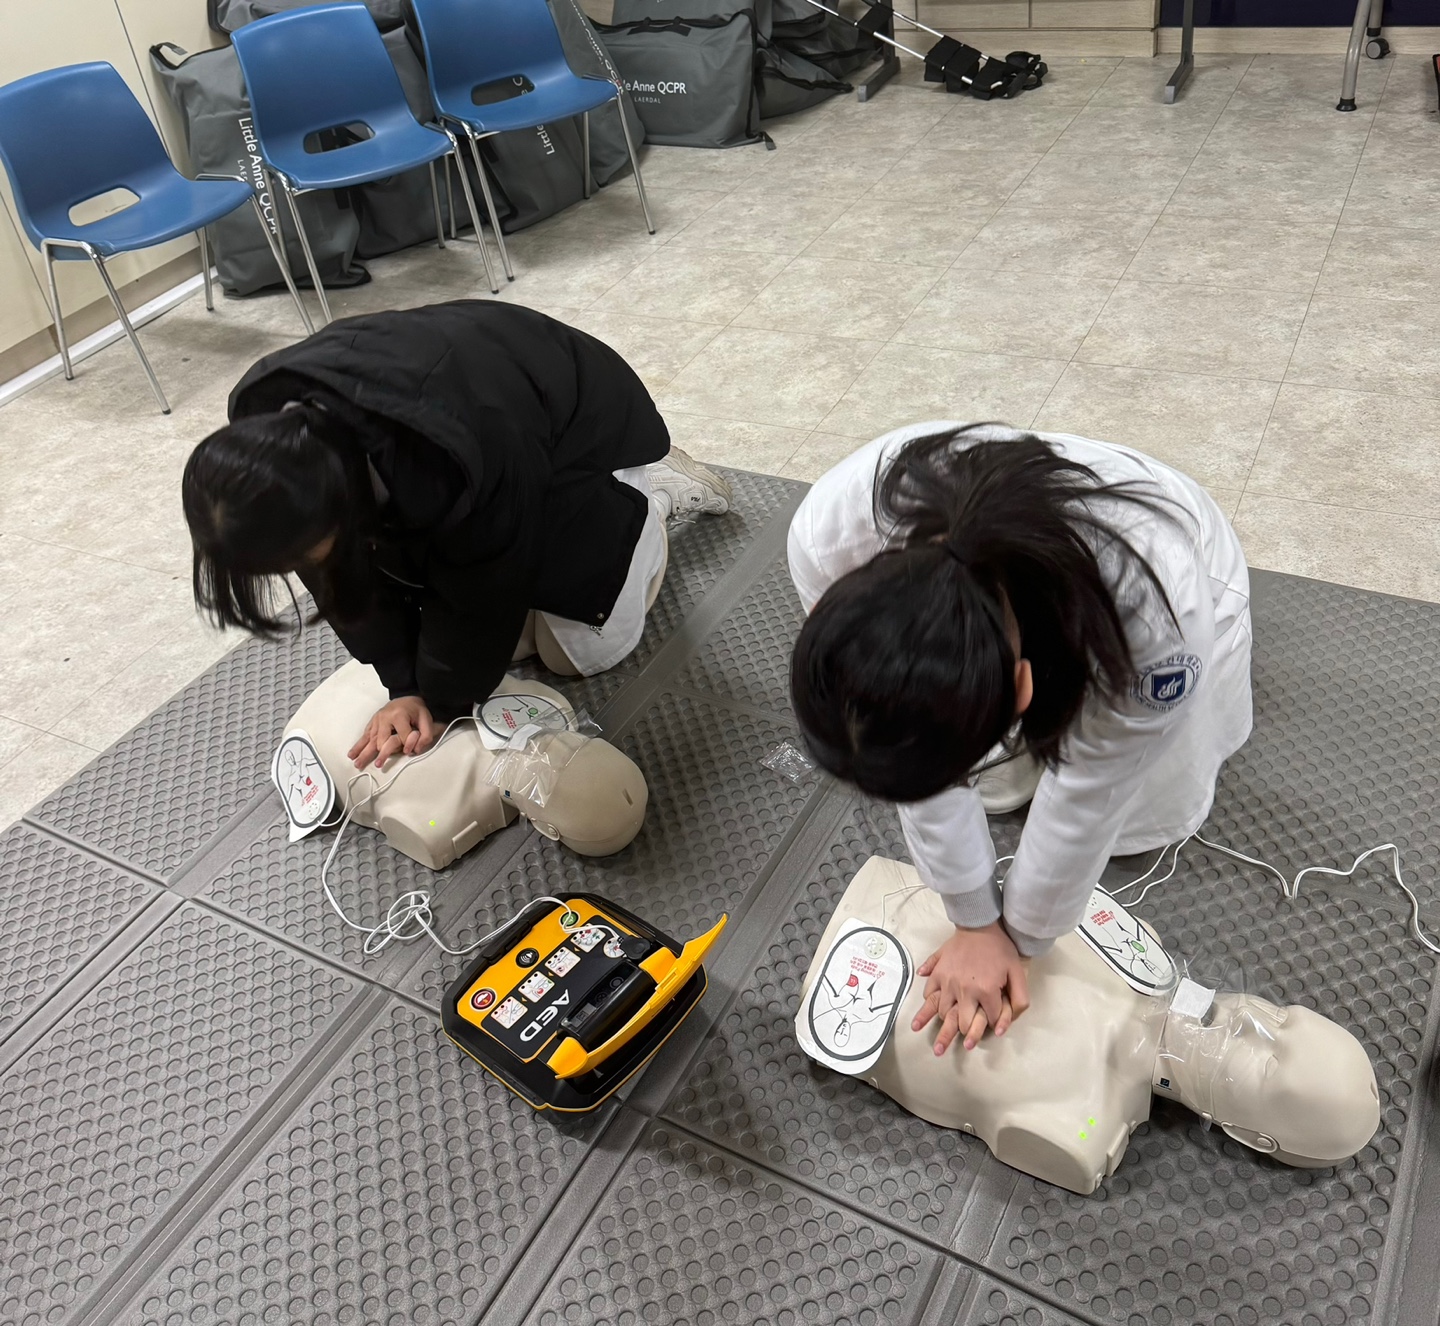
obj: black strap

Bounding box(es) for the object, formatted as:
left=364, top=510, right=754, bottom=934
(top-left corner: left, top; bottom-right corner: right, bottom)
left=923, top=36, right=982, bottom=84
left=856, top=2, right=892, bottom=37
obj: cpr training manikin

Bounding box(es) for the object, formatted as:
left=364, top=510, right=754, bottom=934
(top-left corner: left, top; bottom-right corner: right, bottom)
left=798, top=856, right=1380, bottom=1196
left=281, top=661, right=648, bottom=868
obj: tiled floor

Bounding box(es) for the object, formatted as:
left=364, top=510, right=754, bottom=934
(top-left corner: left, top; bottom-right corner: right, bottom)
left=0, top=51, right=1435, bottom=829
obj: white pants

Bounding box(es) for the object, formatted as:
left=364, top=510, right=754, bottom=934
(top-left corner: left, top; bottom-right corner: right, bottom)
left=537, top=466, right=667, bottom=676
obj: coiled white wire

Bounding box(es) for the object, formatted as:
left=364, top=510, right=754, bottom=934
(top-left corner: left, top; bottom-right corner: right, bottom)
left=1111, top=833, right=1440, bottom=956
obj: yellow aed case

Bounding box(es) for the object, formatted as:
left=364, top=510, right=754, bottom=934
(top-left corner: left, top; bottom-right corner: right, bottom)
left=441, top=894, right=726, bottom=1112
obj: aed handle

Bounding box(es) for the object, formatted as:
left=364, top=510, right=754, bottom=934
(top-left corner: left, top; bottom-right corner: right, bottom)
left=547, top=914, right=728, bottom=1080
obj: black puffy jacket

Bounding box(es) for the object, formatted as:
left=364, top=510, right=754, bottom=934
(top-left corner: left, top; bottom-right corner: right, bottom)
left=229, top=299, right=670, bottom=715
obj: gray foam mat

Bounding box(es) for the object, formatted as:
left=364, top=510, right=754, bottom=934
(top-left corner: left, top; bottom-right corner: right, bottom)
left=119, top=998, right=612, bottom=1326
left=0, top=823, right=158, bottom=1047
left=0, top=905, right=357, bottom=1326
left=520, top=1122, right=942, bottom=1326
left=5, top=473, right=1438, bottom=1326
left=26, top=621, right=350, bottom=882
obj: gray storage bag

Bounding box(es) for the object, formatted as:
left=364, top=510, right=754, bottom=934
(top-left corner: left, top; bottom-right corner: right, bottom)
left=208, top=0, right=407, bottom=33
left=598, top=12, right=766, bottom=149
left=149, top=42, right=367, bottom=296
left=612, top=0, right=773, bottom=39
left=756, top=36, right=851, bottom=117
left=547, top=0, right=647, bottom=187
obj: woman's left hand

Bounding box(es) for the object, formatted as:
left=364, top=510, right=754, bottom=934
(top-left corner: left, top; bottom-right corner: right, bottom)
left=349, top=696, right=437, bottom=771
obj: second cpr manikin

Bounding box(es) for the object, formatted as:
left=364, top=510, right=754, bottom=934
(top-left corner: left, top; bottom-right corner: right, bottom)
left=799, top=856, right=1380, bottom=1195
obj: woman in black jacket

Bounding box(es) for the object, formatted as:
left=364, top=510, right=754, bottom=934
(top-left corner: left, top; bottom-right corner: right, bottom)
left=183, top=300, right=729, bottom=771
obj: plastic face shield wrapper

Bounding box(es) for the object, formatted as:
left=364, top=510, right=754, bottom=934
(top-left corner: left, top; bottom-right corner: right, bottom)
left=482, top=728, right=591, bottom=811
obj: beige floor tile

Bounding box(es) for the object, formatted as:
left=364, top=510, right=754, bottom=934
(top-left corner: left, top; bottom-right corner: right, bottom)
left=1004, top=151, right=1189, bottom=216
left=558, top=182, right=722, bottom=239
left=1033, top=362, right=1277, bottom=489
left=818, top=342, right=1068, bottom=439
left=0, top=730, right=98, bottom=832
left=599, top=247, right=793, bottom=325
left=802, top=193, right=994, bottom=268
left=1089, top=55, right=1248, bottom=110
left=1166, top=142, right=1362, bottom=224
left=660, top=413, right=810, bottom=475
left=1374, top=55, right=1435, bottom=114
left=1317, top=225, right=1440, bottom=303
left=780, top=431, right=871, bottom=482
left=656, top=326, right=882, bottom=430
left=668, top=189, right=855, bottom=256
left=959, top=207, right=1158, bottom=280
left=1049, top=104, right=1219, bottom=158
left=1339, top=156, right=1440, bottom=236
left=896, top=268, right=1115, bottom=360
left=0, top=717, right=39, bottom=769
left=805, top=92, right=954, bottom=146
left=559, top=310, right=723, bottom=392
left=1017, top=58, right=1122, bottom=105
left=1247, top=384, right=1440, bottom=519
left=878, top=149, right=1043, bottom=206
left=1207, top=488, right=1243, bottom=520
left=1076, top=281, right=1309, bottom=382
left=912, top=101, right=1081, bottom=155
left=1125, top=215, right=1335, bottom=294
left=49, top=622, right=239, bottom=753
left=1287, top=296, right=1440, bottom=400
left=1232, top=492, right=1440, bottom=604
left=735, top=139, right=900, bottom=198
left=731, top=257, right=941, bottom=341
left=1230, top=54, right=1389, bottom=110
left=0, top=537, right=201, bottom=726
left=634, top=142, right=768, bottom=192
left=1202, top=114, right=1372, bottom=160
left=479, top=228, right=657, bottom=310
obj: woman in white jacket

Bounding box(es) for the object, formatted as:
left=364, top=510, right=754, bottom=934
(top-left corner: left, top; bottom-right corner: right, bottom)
left=789, top=422, right=1253, bottom=1057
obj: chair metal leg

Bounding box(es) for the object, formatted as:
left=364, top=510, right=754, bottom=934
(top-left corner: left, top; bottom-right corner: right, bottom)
left=447, top=146, right=499, bottom=294
left=90, top=249, right=170, bottom=414
left=1338, top=0, right=1369, bottom=109
left=274, top=172, right=332, bottom=325
left=466, top=132, right=514, bottom=282
left=198, top=227, right=215, bottom=311
left=582, top=111, right=592, bottom=200
left=615, top=95, right=655, bottom=235
left=249, top=192, right=314, bottom=336
left=41, top=243, right=74, bottom=381
left=445, top=155, right=458, bottom=240
left=428, top=160, right=447, bottom=249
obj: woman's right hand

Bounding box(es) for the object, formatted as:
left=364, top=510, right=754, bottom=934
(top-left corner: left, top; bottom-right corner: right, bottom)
left=349, top=696, right=437, bottom=771
left=911, top=921, right=1030, bottom=1055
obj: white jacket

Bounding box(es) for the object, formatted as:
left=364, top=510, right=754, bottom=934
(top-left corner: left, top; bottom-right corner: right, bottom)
left=788, top=422, right=1253, bottom=955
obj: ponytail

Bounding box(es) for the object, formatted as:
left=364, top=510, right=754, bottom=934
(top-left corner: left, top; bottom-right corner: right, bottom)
left=183, top=404, right=376, bottom=637
left=791, top=426, right=1178, bottom=802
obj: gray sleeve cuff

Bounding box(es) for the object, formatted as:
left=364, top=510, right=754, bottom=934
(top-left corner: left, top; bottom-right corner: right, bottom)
left=939, top=882, right=1002, bottom=930
left=1003, top=923, right=1056, bottom=958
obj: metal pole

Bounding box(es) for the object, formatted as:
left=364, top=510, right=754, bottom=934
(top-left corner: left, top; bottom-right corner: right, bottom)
left=1164, top=0, right=1195, bottom=105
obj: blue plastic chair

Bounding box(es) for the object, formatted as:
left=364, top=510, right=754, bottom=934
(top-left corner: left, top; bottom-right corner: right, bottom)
left=232, top=2, right=497, bottom=324
left=0, top=61, right=310, bottom=414
left=409, top=0, right=655, bottom=283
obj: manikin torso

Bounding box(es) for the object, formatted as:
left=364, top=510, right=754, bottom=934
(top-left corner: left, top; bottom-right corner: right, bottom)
left=285, top=662, right=648, bottom=868
left=802, top=857, right=1380, bottom=1195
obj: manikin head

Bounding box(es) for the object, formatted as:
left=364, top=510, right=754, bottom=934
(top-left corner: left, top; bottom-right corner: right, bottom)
left=1159, top=992, right=1381, bottom=1167
left=495, top=729, right=648, bottom=857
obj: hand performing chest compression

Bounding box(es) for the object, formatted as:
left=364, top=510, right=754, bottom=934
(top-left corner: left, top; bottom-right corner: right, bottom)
left=912, top=919, right=1030, bottom=1054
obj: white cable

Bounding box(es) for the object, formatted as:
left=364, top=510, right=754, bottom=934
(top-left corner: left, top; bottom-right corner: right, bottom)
left=316, top=716, right=574, bottom=956
left=1107, top=831, right=1440, bottom=957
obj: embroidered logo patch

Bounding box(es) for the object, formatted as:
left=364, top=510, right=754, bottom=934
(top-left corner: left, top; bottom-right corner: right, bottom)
left=1134, top=653, right=1201, bottom=711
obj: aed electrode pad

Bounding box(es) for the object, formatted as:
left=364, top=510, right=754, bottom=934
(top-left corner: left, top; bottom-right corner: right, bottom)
left=1075, top=886, right=1179, bottom=995
left=270, top=730, right=335, bottom=842
left=796, top=919, right=914, bottom=1075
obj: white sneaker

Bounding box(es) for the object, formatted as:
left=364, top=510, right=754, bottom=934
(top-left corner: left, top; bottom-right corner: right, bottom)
left=648, top=447, right=732, bottom=518
left=974, top=743, right=1043, bottom=814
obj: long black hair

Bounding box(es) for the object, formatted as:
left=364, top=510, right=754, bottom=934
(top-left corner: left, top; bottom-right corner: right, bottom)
left=182, top=405, right=376, bottom=637
left=790, top=426, right=1181, bottom=803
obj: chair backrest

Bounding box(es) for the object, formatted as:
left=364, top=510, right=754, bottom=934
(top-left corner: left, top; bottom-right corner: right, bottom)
left=232, top=3, right=421, bottom=158
left=0, top=62, right=173, bottom=247
left=410, top=0, right=572, bottom=115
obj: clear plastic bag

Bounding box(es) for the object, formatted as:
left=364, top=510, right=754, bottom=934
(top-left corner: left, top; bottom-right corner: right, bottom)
left=762, top=740, right=815, bottom=784
left=482, top=729, right=588, bottom=810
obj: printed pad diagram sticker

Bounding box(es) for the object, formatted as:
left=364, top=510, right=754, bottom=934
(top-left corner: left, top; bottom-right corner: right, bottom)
left=1075, top=886, right=1178, bottom=995
left=797, top=919, right=914, bottom=1075
left=271, top=730, right=335, bottom=842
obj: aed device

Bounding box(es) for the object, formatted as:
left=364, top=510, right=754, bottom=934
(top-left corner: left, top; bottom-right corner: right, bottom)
left=442, top=894, right=727, bottom=1112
